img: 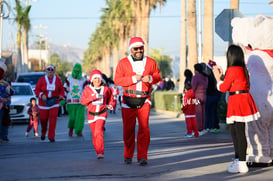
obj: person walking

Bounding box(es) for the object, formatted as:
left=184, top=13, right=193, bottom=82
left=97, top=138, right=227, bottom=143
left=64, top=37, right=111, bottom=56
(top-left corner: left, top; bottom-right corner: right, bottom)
left=191, top=63, right=208, bottom=135
left=35, top=65, right=65, bottom=142
left=205, top=60, right=222, bottom=133
left=81, top=69, right=114, bottom=159
left=25, top=97, right=39, bottom=137
left=0, top=62, right=14, bottom=142
left=64, top=63, right=89, bottom=137
left=114, top=37, right=161, bottom=166
left=181, top=82, right=199, bottom=138
left=213, top=44, right=260, bottom=173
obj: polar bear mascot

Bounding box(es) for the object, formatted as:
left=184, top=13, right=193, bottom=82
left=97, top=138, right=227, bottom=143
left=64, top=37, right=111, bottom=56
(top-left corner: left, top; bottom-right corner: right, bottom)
left=231, top=15, right=273, bottom=165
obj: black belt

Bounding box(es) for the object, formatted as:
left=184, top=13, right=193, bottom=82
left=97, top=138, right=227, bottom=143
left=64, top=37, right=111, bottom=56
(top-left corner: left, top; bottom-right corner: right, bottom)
left=89, top=108, right=106, bottom=116
left=229, top=90, right=249, bottom=96
left=125, top=90, right=149, bottom=96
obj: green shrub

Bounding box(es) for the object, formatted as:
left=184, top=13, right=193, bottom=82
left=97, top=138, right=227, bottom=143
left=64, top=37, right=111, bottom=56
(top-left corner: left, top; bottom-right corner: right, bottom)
left=153, top=91, right=182, bottom=112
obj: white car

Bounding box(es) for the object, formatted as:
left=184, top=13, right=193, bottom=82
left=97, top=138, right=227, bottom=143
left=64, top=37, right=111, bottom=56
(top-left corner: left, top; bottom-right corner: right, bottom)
left=15, top=72, right=46, bottom=90
left=10, top=82, right=36, bottom=123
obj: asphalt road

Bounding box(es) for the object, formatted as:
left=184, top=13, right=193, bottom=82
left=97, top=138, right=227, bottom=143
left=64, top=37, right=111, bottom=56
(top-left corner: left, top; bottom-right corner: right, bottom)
left=1, top=109, right=273, bottom=181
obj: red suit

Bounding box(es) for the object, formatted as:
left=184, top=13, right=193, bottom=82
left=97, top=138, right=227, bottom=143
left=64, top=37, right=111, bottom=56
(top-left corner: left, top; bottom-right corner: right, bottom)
left=114, top=55, right=161, bottom=161
left=217, top=66, right=260, bottom=124
left=181, top=89, right=199, bottom=137
left=81, top=84, right=115, bottom=156
left=35, top=74, right=64, bottom=140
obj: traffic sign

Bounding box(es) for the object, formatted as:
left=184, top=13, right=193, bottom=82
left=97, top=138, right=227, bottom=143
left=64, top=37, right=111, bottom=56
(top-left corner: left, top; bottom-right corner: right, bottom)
left=215, top=9, right=243, bottom=42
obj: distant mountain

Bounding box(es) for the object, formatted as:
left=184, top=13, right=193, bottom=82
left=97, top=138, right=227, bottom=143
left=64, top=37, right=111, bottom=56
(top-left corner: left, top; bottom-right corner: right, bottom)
left=48, top=44, right=86, bottom=64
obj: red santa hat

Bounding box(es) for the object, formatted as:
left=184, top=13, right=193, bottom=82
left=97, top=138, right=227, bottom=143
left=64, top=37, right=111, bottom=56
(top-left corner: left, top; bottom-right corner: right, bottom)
left=90, top=69, right=104, bottom=83
left=129, top=37, right=145, bottom=50
left=207, top=60, right=216, bottom=70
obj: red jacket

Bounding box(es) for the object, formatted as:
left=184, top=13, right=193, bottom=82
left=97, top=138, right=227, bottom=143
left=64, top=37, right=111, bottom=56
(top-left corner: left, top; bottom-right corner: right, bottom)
left=181, top=89, right=197, bottom=117
left=114, top=56, right=161, bottom=106
left=81, top=85, right=115, bottom=123
left=35, top=75, right=64, bottom=110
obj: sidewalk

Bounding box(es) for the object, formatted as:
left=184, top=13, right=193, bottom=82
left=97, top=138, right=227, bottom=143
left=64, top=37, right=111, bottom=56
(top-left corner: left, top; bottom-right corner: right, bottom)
left=0, top=110, right=272, bottom=181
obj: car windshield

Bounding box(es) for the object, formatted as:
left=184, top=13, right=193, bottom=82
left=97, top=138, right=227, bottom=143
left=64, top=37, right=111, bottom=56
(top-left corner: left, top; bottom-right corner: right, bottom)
left=13, top=85, right=34, bottom=96
left=17, top=74, right=44, bottom=85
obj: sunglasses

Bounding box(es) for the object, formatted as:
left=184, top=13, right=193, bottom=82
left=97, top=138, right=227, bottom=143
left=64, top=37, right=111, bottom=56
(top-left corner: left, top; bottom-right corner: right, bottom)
left=47, top=68, right=54, bottom=71
left=133, top=47, right=144, bottom=51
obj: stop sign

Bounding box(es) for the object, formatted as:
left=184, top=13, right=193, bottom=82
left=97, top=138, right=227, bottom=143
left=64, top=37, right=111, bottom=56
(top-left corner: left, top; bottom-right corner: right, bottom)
left=215, top=9, right=243, bottom=42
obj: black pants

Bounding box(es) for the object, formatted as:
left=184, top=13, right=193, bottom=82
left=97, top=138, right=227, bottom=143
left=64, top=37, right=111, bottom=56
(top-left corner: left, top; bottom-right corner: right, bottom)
left=230, top=122, right=247, bottom=161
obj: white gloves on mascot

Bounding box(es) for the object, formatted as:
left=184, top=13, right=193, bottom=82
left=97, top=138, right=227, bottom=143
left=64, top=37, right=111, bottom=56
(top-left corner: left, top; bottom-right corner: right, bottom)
left=231, top=15, right=273, bottom=165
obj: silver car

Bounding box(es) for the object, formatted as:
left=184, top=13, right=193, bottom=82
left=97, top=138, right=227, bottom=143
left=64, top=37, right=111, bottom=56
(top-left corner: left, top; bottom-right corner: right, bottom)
left=15, top=72, right=46, bottom=90
left=10, top=82, right=36, bottom=123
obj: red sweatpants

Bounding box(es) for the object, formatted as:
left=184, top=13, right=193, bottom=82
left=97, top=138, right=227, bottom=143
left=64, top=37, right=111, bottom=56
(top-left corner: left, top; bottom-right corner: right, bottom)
left=122, top=103, right=151, bottom=161
left=185, top=117, right=199, bottom=137
left=39, top=107, right=59, bottom=140
left=89, top=119, right=105, bottom=155
left=26, top=119, right=39, bottom=133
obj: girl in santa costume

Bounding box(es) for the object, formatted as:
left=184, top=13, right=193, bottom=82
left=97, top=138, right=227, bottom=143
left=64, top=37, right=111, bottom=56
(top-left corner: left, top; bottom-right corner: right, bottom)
left=81, top=69, right=114, bottom=159
left=35, top=65, right=65, bottom=142
left=213, top=45, right=260, bottom=174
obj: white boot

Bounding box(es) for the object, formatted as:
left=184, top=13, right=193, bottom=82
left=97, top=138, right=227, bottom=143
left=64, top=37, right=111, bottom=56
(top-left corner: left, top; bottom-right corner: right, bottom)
left=238, top=161, right=249, bottom=173
left=227, top=159, right=239, bottom=173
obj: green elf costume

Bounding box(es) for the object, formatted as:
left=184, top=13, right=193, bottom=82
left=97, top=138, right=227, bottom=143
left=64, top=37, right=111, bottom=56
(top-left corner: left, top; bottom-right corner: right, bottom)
left=64, top=63, right=89, bottom=136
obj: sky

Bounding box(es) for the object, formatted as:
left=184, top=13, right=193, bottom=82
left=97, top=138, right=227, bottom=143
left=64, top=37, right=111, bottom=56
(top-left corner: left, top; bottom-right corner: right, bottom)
left=1, top=0, right=273, bottom=58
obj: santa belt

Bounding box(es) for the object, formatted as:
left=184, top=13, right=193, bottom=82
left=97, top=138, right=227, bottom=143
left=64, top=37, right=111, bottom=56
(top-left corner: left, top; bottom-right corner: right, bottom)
left=89, top=108, right=106, bottom=116
left=229, top=90, right=249, bottom=96
left=125, top=90, right=149, bottom=95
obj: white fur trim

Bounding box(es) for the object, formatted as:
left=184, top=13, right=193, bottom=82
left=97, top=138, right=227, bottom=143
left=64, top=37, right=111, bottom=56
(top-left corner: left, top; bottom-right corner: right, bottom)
left=132, top=75, right=137, bottom=83
left=216, top=81, right=223, bottom=91
left=91, top=74, right=103, bottom=82
left=129, top=42, right=144, bottom=50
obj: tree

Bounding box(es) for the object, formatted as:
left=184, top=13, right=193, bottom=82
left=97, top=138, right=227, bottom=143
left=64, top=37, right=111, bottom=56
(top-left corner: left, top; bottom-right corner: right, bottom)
left=49, top=53, right=73, bottom=82
left=149, top=48, right=172, bottom=78
left=14, top=0, right=31, bottom=73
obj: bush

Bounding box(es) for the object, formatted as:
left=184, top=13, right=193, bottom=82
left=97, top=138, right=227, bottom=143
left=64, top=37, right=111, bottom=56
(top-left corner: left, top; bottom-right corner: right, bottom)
left=153, top=91, right=182, bottom=112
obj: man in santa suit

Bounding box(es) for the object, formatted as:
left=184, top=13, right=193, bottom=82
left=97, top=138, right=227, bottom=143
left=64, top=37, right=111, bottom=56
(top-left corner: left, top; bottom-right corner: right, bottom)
left=35, top=65, right=65, bottom=142
left=114, top=37, right=161, bottom=166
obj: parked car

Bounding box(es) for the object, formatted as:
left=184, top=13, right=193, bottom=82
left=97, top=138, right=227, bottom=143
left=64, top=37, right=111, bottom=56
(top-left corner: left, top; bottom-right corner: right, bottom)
left=9, top=82, right=36, bottom=123
left=15, top=72, right=45, bottom=90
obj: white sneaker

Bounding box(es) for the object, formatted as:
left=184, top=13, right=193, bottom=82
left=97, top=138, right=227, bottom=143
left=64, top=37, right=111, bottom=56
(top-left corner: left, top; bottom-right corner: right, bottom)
left=227, top=159, right=239, bottom=173
left=238, top=161, right=249, bottom=173
left=25, top=132, right=29, bottom=137
left=199, top=130, right=208, bottom=136
left=97, top=154, right=104, bottom=159
left=34, top=133, right=39, bottom=137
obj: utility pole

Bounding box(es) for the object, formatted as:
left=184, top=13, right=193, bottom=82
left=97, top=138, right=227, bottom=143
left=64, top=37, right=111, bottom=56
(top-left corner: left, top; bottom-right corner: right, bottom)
left=34, top=24, right=47, bottom=70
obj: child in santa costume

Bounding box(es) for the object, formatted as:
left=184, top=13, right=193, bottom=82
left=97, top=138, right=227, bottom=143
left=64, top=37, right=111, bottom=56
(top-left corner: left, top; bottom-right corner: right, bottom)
left=181, top=82, right=199, bottom=138
left=25, top=97, right=39, bottom=137
left=114, top=37, right=161, bottom=166
left=81, top=69, right=114, bottom=159
left=213, top=45, right=260, bottom=174
left=35, top=65, right=65, bottom=142
left=64, top=63, right=89, bottom=137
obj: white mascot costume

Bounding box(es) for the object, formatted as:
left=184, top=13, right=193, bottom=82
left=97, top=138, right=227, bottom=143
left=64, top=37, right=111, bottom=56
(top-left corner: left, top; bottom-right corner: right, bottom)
left=231, top=15, right=273, bottom=166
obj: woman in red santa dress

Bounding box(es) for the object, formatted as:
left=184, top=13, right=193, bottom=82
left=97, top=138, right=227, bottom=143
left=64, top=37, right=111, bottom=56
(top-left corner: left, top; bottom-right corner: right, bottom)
left=213, top=45, right=260, bottom=174
left=35, top=65, right=65, bottom=142
left=81, top=69, right=115, bottom=159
